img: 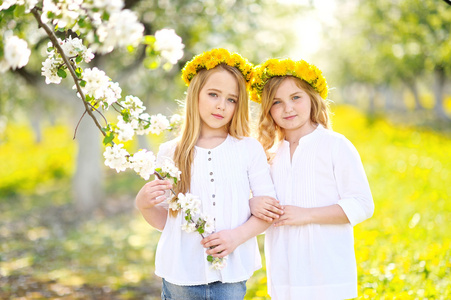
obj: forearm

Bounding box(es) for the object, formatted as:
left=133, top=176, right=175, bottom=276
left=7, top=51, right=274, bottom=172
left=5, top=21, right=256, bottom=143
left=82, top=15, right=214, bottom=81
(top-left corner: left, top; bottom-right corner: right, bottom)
left=307, top=204, right=350, bottom=225
left=233, top=215, right=271, bottom=245
left=137, top=205, right=168, bottom=231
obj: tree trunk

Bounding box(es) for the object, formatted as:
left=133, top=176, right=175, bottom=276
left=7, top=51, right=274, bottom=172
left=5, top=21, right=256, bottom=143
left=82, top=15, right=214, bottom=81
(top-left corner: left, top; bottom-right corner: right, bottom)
left=433, top=66, right=449, bottom=120
left=17, top=70, right=105, bottom=215
left=29, top=100, right=43, bottom=143
left=72, top=107, right=104, bottom=215
left=405, top=79, right=423, bottom=111
left=381, top=85, right=395, bottom=111
left=368, top=85, right=376, bottom=115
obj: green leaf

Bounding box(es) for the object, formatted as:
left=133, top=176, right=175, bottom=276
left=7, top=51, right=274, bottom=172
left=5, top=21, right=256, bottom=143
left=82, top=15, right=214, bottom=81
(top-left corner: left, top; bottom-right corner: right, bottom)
left=75, top=56, right=83, bottom=64
left=103, top=132, right=115, bottom=146
left=13, top=4, right=25, bottom=17
left=75, top=67, right=83, bottom=78
left=80, top=80, right=86, bottom=87
left=197, top=228, right=204, bottom=234
left=102, top=11, right=110, bottom=21
left=78, top=18, right=86, bottom=28
left=4, top=4, right=16, bottom=13
left=207, top=255, right=213, bottom=262
left=57, top=68, right=67, bottom=78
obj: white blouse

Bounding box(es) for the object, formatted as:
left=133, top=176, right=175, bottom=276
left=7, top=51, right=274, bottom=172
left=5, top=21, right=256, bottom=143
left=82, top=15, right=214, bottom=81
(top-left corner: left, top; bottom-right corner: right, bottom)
left=154, top=135, right=276, bottom=286
left=265, top=125, right=374, bottom=300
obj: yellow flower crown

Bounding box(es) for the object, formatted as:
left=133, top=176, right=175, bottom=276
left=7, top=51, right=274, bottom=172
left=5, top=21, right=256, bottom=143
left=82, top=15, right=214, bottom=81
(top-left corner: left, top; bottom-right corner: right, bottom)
left=249, top=58, right=328, bottom=103
left=181, top=48, right=253, bottom=86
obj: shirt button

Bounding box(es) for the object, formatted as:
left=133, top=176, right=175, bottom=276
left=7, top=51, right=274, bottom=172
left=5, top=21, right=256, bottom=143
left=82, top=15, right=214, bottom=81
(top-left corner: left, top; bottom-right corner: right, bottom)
left=213, top=202, right=216, bottom=206
left=208, top=158, right=211, bottom=161
left=212, top=194, right=215, bottom=198
left=211, top=179, right=214, bottom=182
left=208, top=151, right=211, bottom=154
left=210, top=172, right=213, bottom=175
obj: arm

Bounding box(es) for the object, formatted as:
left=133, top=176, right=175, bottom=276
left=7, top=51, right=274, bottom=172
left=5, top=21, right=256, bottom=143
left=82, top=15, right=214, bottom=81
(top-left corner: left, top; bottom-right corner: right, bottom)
left=250, top=195, right=284, bottom=223
left=334, top=137, right=374, bottom=226
left=201, top=215, right=270, bottom=258
left=274, top=204, right=349, bottom=227
left=201, top=138, right=277, bottom=257
left=135, top=179, right=172, bottom=231
left=275, top=136, right=373, bottom=227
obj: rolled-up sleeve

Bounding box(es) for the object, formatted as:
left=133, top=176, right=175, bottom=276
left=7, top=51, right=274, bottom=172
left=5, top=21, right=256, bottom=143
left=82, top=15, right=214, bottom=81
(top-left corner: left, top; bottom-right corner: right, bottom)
left=334, top=137, right=374, bottom=226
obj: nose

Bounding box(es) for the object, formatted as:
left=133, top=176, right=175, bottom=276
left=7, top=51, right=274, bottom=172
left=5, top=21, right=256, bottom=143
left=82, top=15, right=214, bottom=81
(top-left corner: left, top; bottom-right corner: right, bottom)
left=283, top=101, right=293, bottom=113
left=216, top=98, right=226, bottom=110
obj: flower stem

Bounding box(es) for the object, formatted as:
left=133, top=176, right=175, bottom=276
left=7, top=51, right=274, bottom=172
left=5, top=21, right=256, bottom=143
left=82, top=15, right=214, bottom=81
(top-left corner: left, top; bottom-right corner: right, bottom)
left=153, top=171, right=176, bottom=196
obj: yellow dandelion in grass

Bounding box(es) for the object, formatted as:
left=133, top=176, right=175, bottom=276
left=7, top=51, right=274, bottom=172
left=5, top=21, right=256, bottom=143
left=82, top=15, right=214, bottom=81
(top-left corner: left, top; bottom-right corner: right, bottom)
left=181, top=48, right=253, bottom=86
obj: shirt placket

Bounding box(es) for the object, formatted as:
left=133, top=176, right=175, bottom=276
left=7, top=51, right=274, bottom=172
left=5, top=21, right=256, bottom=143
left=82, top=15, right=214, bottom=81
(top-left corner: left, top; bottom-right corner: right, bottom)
left=207, top=150, right=217, bottom=229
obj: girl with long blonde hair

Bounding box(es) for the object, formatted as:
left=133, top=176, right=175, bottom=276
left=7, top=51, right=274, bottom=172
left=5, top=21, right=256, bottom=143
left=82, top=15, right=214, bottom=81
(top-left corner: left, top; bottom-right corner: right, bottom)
left=135, top=49, right=276, bottom=299
left=249, top=58, right=374, bottom=300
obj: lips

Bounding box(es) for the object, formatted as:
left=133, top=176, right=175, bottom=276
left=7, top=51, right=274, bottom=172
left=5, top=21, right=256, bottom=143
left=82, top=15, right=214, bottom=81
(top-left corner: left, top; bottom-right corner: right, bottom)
left=284, top=115, right=297, bottom=120
left=212, top=114, right=224, bottom=119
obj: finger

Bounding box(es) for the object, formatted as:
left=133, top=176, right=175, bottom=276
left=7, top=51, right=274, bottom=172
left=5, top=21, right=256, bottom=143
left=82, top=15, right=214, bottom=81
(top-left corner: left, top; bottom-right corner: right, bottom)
left=207, top=245, right=225, bottom=255
left=147, top=179, right=172, bottom=190
left=258, top=213, right=274, bottom=223
left=212, top=249, right=229, bottom=258
left=267, top=205, right=284, bottom=215
left=150, top=190, right=167, bottom=202
left=264, top=209, right=281, bottom=220
left=201, top=235, right=219, bottom=247
left=273, top=220, right=286, bottom=227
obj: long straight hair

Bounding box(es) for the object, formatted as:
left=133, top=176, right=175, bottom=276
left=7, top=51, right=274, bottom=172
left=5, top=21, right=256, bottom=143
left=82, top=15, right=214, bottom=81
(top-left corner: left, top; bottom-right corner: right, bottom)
left=171, top=64, right=250, bottom=216
left=258, top=76, right=331, bottom=161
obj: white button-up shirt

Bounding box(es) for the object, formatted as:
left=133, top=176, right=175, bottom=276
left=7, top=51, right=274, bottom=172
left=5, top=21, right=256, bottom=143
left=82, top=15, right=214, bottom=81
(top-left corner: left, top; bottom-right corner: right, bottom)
left=265, top=125, right=374, bottom=300
left=155, top=135, right=276, bottom=285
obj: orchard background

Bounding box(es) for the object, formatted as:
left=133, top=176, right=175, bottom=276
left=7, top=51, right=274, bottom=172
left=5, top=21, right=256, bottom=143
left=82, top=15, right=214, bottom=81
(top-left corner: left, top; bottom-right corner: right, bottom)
left=1, top=0, right=450, bottom=299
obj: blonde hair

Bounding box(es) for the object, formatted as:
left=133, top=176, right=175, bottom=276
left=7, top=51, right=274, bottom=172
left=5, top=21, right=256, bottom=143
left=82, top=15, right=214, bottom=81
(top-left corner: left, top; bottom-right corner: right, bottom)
left=258, top=76, right=331, bottom=160
left=171, top=64, right=250, bottom=216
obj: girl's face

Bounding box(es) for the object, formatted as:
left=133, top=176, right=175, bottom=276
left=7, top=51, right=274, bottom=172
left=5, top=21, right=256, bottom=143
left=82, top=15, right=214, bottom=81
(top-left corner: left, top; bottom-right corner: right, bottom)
left=198, top=69, right=238, bottom=134
left=269, top=77, right=314, bottom=135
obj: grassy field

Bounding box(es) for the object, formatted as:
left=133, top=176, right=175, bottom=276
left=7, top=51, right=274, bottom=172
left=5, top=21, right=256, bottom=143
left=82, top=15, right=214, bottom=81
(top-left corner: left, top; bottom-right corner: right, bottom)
left=0, top=105, right=450, bottom=299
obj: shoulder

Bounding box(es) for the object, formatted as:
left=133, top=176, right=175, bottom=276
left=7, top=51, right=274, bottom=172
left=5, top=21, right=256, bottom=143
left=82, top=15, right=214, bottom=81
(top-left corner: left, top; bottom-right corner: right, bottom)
left=158, top=137, right=180, bottom=158
left=318, top=126, right=354, bottom=147
left=229, top=136, right=264, bottom=151
left=319, top=127, right=360, bottom=160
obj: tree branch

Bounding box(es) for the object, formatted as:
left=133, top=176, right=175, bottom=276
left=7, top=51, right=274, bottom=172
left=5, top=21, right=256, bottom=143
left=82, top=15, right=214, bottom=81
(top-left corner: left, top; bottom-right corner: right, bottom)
left=31, top=7, right=106, bottom=137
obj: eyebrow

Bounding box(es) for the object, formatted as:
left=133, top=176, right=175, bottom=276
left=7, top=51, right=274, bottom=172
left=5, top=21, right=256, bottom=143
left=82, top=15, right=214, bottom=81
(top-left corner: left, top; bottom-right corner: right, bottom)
left=207, top=88, right=238, bottom=99
left=274, top=91, right=303, bottom=100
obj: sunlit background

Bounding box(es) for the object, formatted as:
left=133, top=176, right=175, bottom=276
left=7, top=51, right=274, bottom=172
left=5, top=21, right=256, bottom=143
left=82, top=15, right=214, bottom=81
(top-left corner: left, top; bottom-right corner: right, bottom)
left=1, top=0, right=450, bottom=299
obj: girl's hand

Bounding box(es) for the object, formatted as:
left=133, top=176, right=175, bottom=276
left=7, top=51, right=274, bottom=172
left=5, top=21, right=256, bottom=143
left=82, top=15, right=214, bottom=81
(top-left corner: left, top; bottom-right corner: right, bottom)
left=250, top=196, right=283, bottom=223
left=135, top=179, right=173, bottom=210
left=273, top=205, right=310, bottom=227
left=201, top=230, right=240, bottom=258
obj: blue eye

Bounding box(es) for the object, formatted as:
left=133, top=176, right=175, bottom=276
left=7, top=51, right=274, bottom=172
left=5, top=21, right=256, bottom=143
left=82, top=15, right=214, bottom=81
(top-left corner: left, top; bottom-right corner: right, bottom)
left=272, top=100, right=281, bottom=105
left=209, top=93, right=218, bottom=97
left=293, top=96, right=300, bottom=100
left=228, top=98, right=237, bottom=103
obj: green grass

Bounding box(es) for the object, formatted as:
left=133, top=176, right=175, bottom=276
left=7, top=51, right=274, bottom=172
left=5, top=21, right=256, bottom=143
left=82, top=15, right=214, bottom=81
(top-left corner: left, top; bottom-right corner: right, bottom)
left=0, top=105, right=450, bottom=299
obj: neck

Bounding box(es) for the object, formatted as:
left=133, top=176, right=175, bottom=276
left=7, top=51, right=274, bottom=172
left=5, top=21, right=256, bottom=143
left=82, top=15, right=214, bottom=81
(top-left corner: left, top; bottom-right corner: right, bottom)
left=199, top=125, right=228, bottom=140
left=284, top=121, right=317, bottom=144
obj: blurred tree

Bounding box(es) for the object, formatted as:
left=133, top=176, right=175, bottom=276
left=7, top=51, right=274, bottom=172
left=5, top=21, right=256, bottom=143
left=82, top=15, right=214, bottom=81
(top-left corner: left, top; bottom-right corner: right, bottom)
left=0, top=0, right=305, bottom=215
left=323, top=0, right=451, bottom=118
